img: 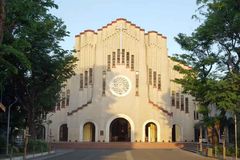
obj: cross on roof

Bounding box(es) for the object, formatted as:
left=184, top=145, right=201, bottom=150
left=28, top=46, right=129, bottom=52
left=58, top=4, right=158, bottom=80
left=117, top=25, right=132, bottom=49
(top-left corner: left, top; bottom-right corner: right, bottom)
left=116, top=24, right=127, bottom=51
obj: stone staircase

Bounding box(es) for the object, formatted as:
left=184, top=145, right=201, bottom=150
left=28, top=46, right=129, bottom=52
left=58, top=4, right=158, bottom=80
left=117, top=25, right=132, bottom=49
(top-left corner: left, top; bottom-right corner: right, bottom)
left=52, top=142, right=187, bottom=149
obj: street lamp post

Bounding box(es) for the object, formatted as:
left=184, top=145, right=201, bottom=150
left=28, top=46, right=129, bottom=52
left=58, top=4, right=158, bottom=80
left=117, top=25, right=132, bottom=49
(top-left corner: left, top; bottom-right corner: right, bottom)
left=222, top=132, right=226, bottom=160
left=235, top=114, right=238, bottom=160
left=46, top=114, right=53, bottom=142
left=199, top=126, right=203, bottom=153
left=46, top=114, right=53, bottom=152
left=6, top=98, right=18, bottom=155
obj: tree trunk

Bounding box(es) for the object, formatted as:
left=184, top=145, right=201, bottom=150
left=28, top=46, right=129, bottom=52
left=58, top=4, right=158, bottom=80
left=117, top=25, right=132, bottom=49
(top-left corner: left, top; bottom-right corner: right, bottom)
left=207, top=126, right=213, bottom=144
left=27, top=107, right=37, bottom=139
left=213, top=128, right=219, bottom=145
left=0, top=0, right=5, bottom=44
left=214, top=122, right=220, bottom=145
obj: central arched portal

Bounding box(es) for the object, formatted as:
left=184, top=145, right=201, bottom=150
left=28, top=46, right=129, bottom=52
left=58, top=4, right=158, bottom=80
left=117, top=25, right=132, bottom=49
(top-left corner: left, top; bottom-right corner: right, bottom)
left=110, top=118, right=131, bottom=142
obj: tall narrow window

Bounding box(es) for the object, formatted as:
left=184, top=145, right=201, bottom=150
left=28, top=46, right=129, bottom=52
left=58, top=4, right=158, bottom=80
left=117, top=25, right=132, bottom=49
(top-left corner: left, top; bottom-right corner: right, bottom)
left=181, top=94, right=184, bottom=111
left=56, top=101, right=60, bottom=110
left=122, top=49, right=125, bottom=64
left=61, top=92, right=65, bottom=108
left=66, top=89, right=70, bottom=106
left=79, top=73, right=83, bottom=90
left=117, top=49, right=120, bottom=64
left=102, top=71, right=106, bottom=96
left=131, top=55, right=134, bottom=70
left=89, top=68, right=93, bottom=85
left=107, top=55, right=111, bottom=71
left=171, top=91, right=175, bottom=106
left=176, top=92, right=180, bottom=109
left=153, top=71, right=157, bottom=88
left=126, top=52, right=130, bottom=68
left=84, top=70, right=88, bottom=87
left=185, top=97, right=189, bottom=113
left=112, top=52, right=116, bottom=67
left=136, top=71, right=139, bottom=96
left=194, top=111, right=199, bottom=120
left=158, top=74, right=161, bottom=90
left=148, top=68, right=152, bottom=85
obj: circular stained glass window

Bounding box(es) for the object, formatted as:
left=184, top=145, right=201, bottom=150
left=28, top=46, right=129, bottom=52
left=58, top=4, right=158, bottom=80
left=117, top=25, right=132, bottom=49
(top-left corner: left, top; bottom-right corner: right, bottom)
left=109, top=75, right=131, bottom=97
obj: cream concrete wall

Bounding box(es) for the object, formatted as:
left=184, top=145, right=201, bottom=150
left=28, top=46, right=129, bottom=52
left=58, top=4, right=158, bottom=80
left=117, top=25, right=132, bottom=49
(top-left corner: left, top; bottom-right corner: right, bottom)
left=169, top=59, right=196, bottom=141
left=47, top=18, right=197, bottom=143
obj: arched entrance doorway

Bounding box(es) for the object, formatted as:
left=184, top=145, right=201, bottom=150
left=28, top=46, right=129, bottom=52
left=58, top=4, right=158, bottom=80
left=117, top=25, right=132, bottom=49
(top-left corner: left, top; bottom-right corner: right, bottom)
left=36, top=125, right=45, bottom=140
left=145, top=122, right=157, bottom=142
left=110, top=118, right=131, bottom=142
left=83, top=122, right=95, bottom=142
left=172, top=124, right=181, bottom=142
left=59, top=124, right=68, bottom=141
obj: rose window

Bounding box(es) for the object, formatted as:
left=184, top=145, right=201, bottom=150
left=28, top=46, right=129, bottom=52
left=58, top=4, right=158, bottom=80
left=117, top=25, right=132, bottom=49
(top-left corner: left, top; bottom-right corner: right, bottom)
left=109, top=75, right=131, bottom=97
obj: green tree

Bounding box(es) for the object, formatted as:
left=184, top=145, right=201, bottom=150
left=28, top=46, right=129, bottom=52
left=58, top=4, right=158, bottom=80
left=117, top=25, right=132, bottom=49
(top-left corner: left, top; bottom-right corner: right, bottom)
left=1, top=0, right=77, bottom=138
left=173, top=0, right=240, bottom=144
left=0, top=0, right=5, bottom=44
left=0, top=0, right=30, bottom=86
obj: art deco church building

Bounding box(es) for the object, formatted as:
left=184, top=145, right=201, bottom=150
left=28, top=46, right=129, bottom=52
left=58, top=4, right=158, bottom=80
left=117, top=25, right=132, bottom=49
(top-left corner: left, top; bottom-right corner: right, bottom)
left=48, top=18, right=198, bottom=143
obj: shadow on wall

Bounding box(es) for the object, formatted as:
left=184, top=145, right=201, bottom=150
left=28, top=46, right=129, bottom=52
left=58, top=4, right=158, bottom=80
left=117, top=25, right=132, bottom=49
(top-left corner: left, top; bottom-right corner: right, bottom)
left=48, top=64, right=188, bottom=145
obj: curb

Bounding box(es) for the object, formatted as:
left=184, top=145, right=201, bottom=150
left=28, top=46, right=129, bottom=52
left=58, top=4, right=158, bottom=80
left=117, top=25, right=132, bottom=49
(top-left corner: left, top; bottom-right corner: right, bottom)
left=0, top=151, right=55, bottom=160
left=182, top=148, right=240, bottom=160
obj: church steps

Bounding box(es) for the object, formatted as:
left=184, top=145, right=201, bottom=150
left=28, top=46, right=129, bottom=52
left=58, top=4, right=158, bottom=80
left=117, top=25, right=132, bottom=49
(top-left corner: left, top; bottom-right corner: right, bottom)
left=52, top=142, right=189, bottom=149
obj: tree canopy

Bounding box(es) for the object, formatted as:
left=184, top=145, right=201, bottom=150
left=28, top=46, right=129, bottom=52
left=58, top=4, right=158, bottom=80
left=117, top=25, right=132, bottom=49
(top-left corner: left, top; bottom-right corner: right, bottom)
left=0, top=0, right=77, bottom=138
left=173, top=0, right=240, bottom=141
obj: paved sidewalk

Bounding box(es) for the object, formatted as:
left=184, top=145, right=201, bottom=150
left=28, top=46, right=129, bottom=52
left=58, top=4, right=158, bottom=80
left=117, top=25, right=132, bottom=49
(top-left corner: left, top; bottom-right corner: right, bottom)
left=29, top=148, right=214, bottom=160
left=0, top=151, right=55, bottom=160
left=28, top=150, right=74, bottom=160
left=180, top=143, right=240, bottom=160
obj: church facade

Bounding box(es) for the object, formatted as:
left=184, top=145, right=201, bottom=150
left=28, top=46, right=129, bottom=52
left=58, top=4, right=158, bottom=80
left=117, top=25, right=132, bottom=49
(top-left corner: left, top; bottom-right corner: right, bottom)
left=47, top=18, right=199, bottom=143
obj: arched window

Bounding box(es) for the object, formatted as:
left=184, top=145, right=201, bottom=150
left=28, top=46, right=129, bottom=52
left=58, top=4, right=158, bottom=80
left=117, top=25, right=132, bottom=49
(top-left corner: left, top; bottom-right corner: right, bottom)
left=59, top=124, right=68, bottom=141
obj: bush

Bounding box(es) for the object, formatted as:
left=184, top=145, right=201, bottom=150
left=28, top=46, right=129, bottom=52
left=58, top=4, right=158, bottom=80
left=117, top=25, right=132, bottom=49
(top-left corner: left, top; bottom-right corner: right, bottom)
left=27, top=139, right=49, bottom=153
left=11, top=145, right=20, bottom=153
left=0, top=136, right=6, bottom=154
left=226, top=146, right=234, bottom=156
left=214, top=145, right=240, bottom=157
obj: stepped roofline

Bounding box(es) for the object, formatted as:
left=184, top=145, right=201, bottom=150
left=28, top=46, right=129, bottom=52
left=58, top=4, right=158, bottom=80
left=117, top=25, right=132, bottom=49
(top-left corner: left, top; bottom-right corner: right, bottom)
left=75, top=18, right=167, bottom=39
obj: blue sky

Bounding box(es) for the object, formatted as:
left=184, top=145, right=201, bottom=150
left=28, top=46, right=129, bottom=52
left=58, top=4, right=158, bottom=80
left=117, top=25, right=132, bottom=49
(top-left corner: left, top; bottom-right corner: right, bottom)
left=51, top=0, right=200, bottom=55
